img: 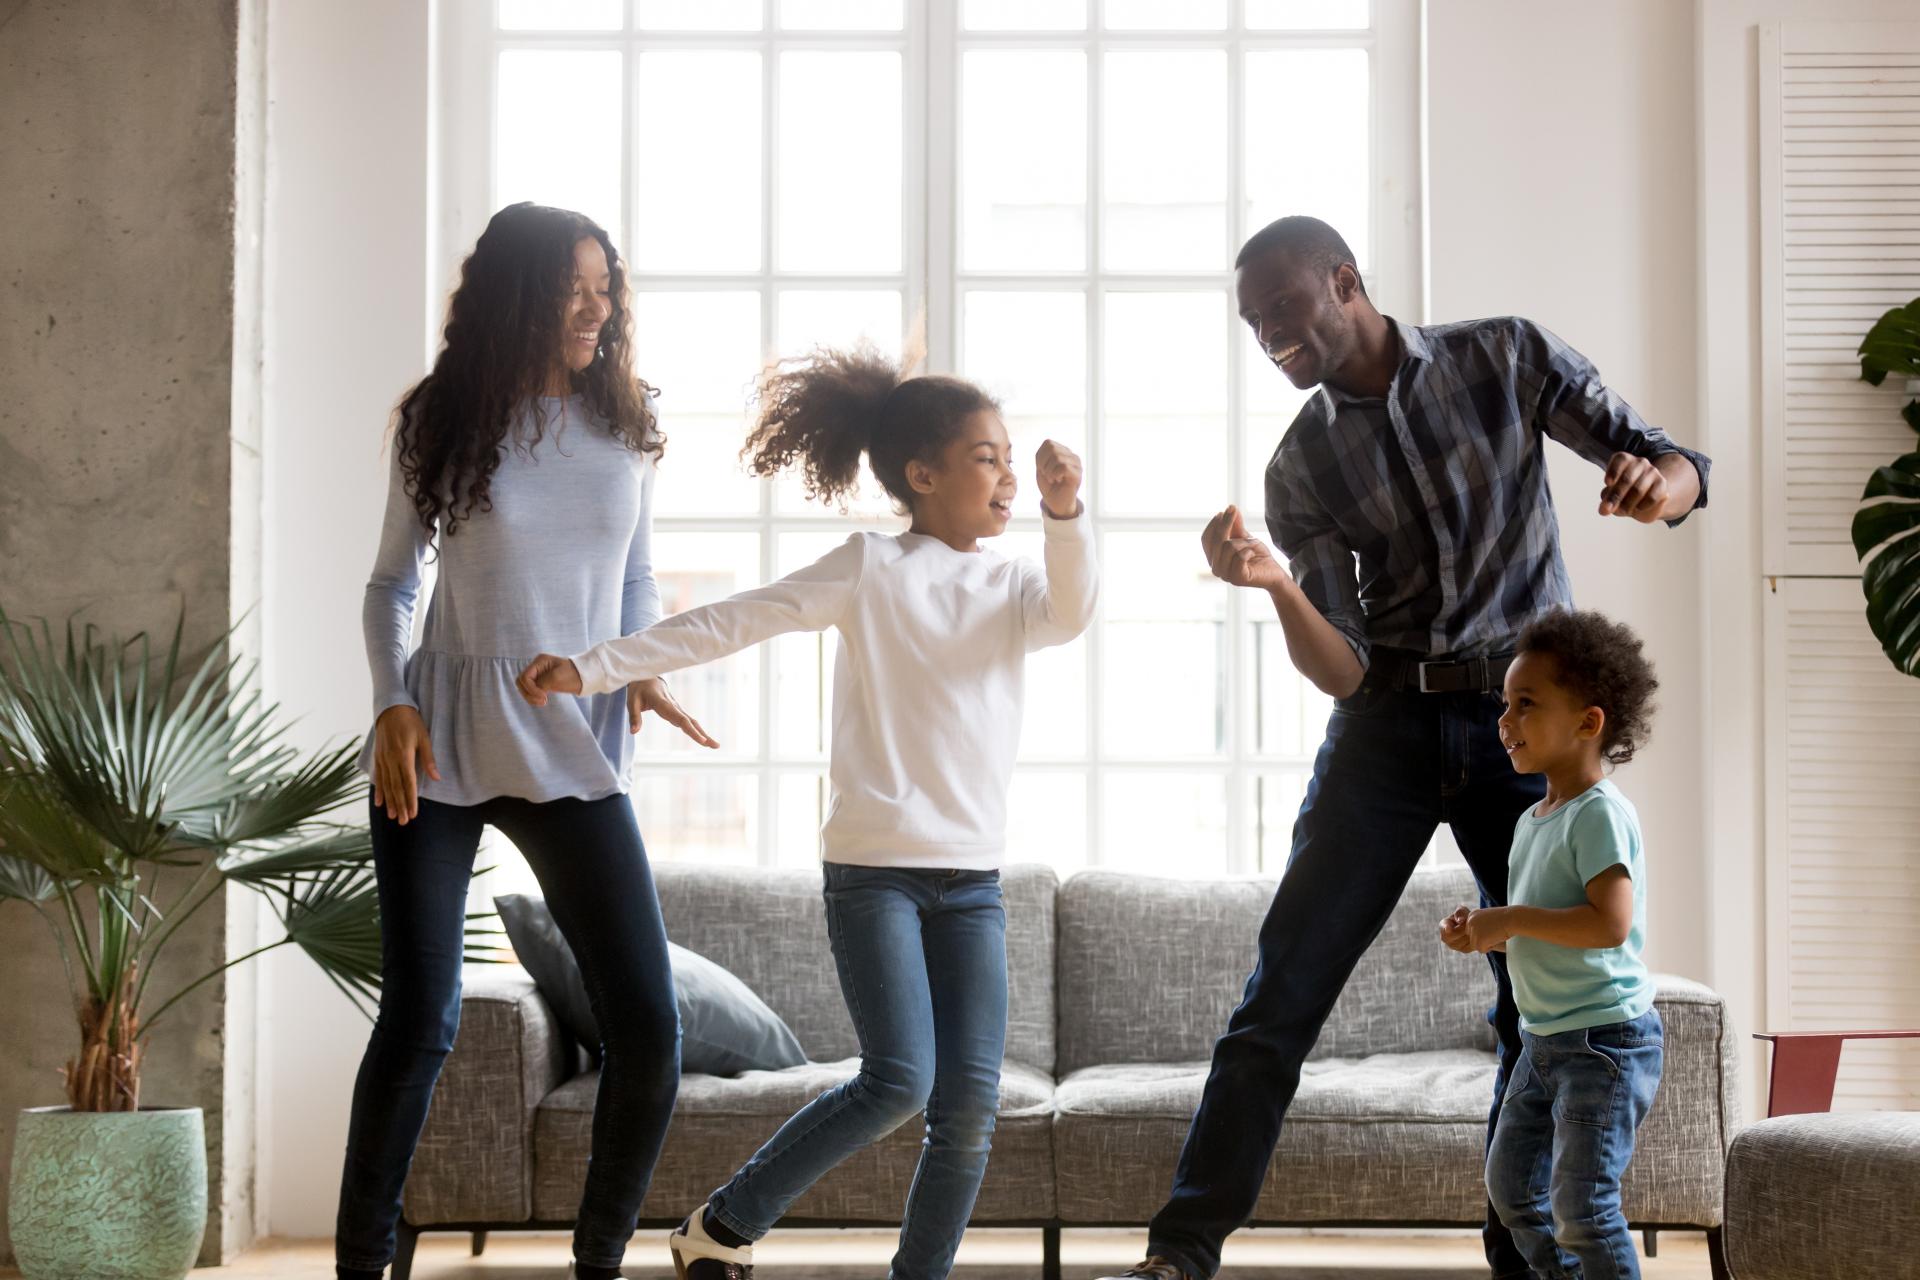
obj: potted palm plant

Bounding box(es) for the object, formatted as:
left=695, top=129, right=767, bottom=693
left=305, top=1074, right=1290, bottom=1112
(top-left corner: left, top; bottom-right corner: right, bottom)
left=0, top=610, right=487, bottom=1279
left=1853, top=298, right=1920, bottom=677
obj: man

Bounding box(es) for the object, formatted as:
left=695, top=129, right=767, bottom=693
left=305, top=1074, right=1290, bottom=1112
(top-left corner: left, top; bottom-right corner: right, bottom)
left=1099, top=216, right=1709, bottom=1280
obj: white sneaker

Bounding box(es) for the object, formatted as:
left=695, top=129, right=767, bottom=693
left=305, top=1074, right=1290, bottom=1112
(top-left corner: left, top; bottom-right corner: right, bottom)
left=667, top=1207, right=755, bottom=1280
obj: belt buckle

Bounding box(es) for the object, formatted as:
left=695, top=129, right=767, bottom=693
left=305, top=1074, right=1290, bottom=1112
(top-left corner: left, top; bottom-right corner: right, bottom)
left=1417, top=660, right=1439, bottom=693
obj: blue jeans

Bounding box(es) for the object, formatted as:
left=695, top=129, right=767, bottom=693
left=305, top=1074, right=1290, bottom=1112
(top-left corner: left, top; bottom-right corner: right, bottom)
left=335, top=793, right=681, bottom=1273
left=708, top=863, right=1008, bottom=1280
left=1148, top=674, right=1547, bottom=1280
left=1487, top=1009, right=1664, bottom=1280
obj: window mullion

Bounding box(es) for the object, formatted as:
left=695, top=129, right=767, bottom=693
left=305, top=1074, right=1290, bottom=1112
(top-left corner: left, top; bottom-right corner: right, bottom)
left=757, top=23, right=779, bottom=866
left=922, top=0, right=955, bottom=372
left=1084, top=26, right=1105, bottom=868
left=1224, top=32, right=1249, bottom=874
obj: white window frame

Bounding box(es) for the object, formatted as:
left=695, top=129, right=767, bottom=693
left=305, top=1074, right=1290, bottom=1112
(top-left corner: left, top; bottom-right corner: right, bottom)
left=434, top=0, right=1423, bottom=875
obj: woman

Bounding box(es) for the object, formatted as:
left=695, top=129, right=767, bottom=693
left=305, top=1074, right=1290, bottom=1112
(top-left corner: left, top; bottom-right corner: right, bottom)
left=336, top=202, right=712, bottom=1280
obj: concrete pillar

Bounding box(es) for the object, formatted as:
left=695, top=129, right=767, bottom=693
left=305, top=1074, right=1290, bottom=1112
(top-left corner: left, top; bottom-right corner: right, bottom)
left=0, top=0, right=266, bottom=1264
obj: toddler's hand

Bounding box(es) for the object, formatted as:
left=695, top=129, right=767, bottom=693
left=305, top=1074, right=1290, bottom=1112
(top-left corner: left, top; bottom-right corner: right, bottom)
left=1037, top=439, right=1083, bottom=518
left=1460, top=906, right=1513, bottom=954
left=517, top=653, right=583, bottom=706
left=1438, top=905, right=1473, bottom=953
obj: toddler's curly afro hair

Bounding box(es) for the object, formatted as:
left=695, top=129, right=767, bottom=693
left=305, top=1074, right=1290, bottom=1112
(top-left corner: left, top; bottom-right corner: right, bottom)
left=1515, top=609, right=1659, bottom=767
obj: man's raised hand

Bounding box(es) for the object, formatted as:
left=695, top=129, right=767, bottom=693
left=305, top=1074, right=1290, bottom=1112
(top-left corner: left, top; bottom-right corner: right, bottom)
left=1201, top=505, right=1288, bottom=591
left=1598, top=452, right=1671, bottom=523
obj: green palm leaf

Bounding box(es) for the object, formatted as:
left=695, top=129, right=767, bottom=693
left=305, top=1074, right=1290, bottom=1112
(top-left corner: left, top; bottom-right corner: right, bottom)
left=279, top=865, right=385, bottom=1015
left=1853, top=452, right=1920, bottom=677
left=0, top=773, right=126, bottom=884
left=0, top=849, right=57, bottom=903
left=1858, top=299, right=1920, bottom=385
left=195, top=746, right=365, bottom=849
left=220, top=825, right=375, bottom=881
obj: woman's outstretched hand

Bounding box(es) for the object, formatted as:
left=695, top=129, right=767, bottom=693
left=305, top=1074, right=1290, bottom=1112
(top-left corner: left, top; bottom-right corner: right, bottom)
left=627, top=677, right=719, bottom=748
left=517, top=653, right=583, bottom=705
left=372, top=704, right=440, bottom=826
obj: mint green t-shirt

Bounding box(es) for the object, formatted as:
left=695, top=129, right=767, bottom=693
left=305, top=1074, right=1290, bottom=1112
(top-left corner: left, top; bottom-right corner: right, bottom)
left=1506, top=779, right=1653, bottom=1036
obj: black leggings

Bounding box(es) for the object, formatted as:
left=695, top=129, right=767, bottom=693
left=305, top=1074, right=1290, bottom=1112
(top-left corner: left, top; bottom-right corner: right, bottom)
left=335, top=791, right=680, bottom=1272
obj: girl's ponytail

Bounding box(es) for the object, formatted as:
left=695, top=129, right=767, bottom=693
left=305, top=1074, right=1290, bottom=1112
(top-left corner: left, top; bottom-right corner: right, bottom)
left=744, top=344, right=900, bottom=508
left=744, top=341, right=999, bottom=513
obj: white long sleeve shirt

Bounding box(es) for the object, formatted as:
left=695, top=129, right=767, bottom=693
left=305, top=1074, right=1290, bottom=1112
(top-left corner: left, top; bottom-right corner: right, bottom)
left=572, top=511, right=1097, bottom=869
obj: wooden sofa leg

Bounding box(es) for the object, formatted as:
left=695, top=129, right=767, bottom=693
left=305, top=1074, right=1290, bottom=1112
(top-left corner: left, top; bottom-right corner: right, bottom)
left=1707, top=1227, right=1730, bottom=1280
left=392, top=1222, right=421, bottom=1280
left=1043, top=1226, right=1062, bottom=1280
left=1642, top=1227, right=1658, bottom=1257
left=472, top=1228, right=489, bottom=1256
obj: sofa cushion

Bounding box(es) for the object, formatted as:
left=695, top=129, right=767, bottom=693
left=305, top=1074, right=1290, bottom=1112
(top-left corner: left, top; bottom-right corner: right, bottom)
left=1052, top=978, right=1734, bottom=1229
left=1053, top=1051, right=1499, bottom=1224
left=653, top=862, right=1058, bottom=1073
left=1057, top=866, right=1497, bottom=1074
left=495, top=893, right=806, bottom=1076
left=1056, top=1050, right=1499, bottom=1124
left=532, top=1058, right=1057, bottom=1223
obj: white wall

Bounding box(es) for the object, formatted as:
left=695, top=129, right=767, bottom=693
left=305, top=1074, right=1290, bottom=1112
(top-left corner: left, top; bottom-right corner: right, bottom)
left=1693, top=0, right=1920, bottom=1120
left=259, top=0, right=434, bottom=1235
left=1426, top=2, right=1708, bottom=983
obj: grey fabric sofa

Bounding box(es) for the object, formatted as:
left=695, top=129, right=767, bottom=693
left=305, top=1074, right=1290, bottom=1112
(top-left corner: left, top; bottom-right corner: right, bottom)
left=394, top=863, right=1739, bottom=1279
left=1724, top=1112, right=1920, bottom=1280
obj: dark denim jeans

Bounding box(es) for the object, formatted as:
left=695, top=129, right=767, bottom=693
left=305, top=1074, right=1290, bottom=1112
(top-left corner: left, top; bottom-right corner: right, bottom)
left=1488, top=1009, right=1665, bottom=1280
left=1147, top=675, right=1547, bottom=1280
left=335, top=792, right=680, bottom=1274
left=709, top=863, right=1008, bottom=1280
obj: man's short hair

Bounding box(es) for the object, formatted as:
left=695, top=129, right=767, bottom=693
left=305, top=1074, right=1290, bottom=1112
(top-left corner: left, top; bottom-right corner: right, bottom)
left=1234, top=216, right=1366, bottom=295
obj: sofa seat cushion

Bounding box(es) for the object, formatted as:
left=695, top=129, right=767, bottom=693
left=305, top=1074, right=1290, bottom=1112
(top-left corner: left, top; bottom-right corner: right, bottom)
left=1055, top=1051, right=1504, bottom=1224
left=533, top=1058, right=1057, bottom=1223
left=1057, top=1050, right=1498, bottom=1124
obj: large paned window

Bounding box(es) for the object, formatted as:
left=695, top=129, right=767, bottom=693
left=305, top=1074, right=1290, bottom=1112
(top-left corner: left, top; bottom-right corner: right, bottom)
left=438, top=0, right=1422, bottom=879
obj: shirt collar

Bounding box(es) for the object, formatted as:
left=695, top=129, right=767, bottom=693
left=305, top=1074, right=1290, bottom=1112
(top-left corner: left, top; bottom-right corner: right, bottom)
left=1321, top=316, right=1431, bottom=407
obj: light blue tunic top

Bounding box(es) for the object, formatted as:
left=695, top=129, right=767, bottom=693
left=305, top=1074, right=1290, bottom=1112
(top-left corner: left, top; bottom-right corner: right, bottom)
left=358, top=396, right=660, bottom=805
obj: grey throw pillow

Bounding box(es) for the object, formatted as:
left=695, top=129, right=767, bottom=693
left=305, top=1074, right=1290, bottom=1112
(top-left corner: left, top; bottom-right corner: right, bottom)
left=494, top=893, right=806, bottom=1077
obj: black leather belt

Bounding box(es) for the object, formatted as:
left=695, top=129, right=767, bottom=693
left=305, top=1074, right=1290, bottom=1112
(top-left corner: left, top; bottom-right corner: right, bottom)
left=1372, top=649, right=1515, bottom=694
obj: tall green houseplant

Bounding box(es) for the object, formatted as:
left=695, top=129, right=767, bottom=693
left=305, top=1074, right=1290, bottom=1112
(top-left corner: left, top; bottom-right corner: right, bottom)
left=1853, top=297, right=1920, bottom=677
left=0, top=610, right=483, bottom=1111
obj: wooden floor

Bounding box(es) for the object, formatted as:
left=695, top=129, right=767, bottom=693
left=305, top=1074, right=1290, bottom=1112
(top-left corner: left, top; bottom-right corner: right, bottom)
left=2, top=1227, right=1718, bottom=1279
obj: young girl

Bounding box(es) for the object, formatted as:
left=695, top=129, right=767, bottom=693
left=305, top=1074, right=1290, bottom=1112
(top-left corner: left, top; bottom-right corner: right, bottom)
left=518, top=344, right=1096, bottom=1280
left=342, top=202, right=713, bottom=1280
left=1440, top=608, right=1663, bottom=1280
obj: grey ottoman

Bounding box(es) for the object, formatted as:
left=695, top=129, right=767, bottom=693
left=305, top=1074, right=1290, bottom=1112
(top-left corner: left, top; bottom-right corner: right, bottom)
left=1725, top=1111, right=1920, bottom=1279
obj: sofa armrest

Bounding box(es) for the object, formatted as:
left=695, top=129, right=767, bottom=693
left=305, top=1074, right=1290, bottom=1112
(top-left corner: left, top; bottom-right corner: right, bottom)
left=1752, top=1029, right=1920, bottom=1117
left=401, top=963, right=576, bottom=1225
left=1651, top=973, right=1741, bottom=1153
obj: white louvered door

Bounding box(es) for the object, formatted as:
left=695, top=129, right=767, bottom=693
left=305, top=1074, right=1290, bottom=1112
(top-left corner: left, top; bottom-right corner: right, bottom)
left=1759, top=21, right=1920, bottom=1111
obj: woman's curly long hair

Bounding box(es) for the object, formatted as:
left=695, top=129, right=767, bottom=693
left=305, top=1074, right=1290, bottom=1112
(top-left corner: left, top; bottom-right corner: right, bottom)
left=1516, top=608, right=1660, bottom=766
left=393, top=203, right=662, bottom=536
left=742, top=341, right=998, bottom=513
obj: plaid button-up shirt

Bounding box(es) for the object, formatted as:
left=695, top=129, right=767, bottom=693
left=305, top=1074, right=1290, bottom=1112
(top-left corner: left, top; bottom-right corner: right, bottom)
left=1263, top=316, right=1711, bottom=666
